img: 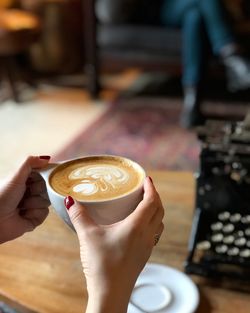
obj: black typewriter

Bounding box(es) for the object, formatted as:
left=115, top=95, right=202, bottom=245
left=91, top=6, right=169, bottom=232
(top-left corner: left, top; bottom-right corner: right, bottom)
left=185, top=116, right=250, bottom=281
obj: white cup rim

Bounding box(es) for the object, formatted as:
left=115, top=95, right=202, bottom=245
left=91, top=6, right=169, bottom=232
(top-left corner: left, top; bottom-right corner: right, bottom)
left=47, top=155, right=146, bottom=203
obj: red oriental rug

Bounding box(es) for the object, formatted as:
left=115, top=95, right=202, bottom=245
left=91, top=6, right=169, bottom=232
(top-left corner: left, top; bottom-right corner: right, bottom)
left=54, top=97, right=201, bottom=171
left=53, top=96, right=248, bottom=171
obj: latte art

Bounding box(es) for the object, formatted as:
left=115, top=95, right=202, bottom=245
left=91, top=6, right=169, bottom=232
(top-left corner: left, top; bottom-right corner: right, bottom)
left=49, top=156, right=144, bottom=201
left=69, top=165, right=129, bottom=196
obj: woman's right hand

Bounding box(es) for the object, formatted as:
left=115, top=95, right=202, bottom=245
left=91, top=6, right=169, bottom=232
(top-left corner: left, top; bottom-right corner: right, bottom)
left=65, top=177, right=164, bottom=313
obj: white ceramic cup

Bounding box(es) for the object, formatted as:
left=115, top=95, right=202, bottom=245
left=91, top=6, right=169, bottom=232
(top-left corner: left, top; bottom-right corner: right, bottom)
left=39, top=155, right=146, bottom=230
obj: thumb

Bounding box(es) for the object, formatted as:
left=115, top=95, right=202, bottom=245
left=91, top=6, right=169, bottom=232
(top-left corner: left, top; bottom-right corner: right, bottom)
left=10, top=155, right=51, bottom=185
left=64, top=196, right=96, bottom=234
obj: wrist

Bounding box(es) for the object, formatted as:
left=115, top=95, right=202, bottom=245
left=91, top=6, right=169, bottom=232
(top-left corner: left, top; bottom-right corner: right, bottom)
left=86, top=283, right=133, bottom=313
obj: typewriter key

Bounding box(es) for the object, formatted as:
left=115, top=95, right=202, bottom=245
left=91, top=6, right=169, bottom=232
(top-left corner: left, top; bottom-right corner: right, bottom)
left=212, top=167, right=221, bottom=175
left=245, top=228, right=250, bottom=236
left=211, top=222, right=223, bottom=232
left=218, top=211, right=230, bottom=221
left=222, top=224, right=235, bottom=233
left=241, top=215, right=250, bottom=224
left=205, top=184, right=212, bottom=191
left=215, top=245, right=228, bottom=254
left=236, top=230, right=244, bottom=237
left=197, top=241, right=211, bottom=250
left=211, top=233, right=224, bottom=243
left=223, top=235, right=235, bottom=245
left=229, top=213, right=241, bottom=223
left=234, top=237, right=246, bottom=247
left=227, top=247, right=240, bottom=256
left=239, top=249, right=250, bottom=258
left=246, top=241, right=250, bottom=248
left=198, top=187, right=205, bottom=196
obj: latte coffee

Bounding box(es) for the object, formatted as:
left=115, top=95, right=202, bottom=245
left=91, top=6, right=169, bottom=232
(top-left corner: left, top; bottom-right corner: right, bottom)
left=49, top=156, right=145, bottom=201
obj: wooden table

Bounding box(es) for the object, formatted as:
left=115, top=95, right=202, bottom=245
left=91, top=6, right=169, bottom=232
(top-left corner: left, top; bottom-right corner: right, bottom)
left=0, top=171, right=249, bottom=313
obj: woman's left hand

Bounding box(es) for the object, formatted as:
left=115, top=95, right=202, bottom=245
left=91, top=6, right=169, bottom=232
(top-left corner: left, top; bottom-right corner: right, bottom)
left=0, top=156, right=51, bottom=244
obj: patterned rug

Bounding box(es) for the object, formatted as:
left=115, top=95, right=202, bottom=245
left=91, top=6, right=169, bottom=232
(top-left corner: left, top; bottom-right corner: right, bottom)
left=54, top=96, right=248, bottom=172
left=54, top=97, right=201, bottom=171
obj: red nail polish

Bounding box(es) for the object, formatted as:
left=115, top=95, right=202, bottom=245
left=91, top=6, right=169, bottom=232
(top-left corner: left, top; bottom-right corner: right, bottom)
left=64, top=196, right=74, bottom=210
left=39, top=155, right=51, bottom=160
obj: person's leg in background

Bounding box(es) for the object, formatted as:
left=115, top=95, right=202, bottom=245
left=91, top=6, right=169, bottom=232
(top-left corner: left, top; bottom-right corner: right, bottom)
left=180, top=8, right=206, bottom=128
left=161, top=0, right=206, bottom=128
left=199, top=0, right=250, bottom=91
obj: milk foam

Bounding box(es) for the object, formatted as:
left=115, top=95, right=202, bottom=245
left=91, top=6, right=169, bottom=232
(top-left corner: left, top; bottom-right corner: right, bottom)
left=68, top=165, right=129, bottom=196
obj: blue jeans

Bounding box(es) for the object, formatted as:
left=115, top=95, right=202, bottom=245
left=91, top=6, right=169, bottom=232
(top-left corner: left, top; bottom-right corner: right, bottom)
left=160, top=0, right=235, bottom=86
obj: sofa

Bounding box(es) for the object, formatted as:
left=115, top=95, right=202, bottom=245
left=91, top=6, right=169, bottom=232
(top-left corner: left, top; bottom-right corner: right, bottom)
left=83, top=0, right=250, bottom=97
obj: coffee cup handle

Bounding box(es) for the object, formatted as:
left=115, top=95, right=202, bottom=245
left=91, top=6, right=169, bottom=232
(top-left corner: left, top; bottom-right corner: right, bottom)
left=36, top=163, right=59, bottom=182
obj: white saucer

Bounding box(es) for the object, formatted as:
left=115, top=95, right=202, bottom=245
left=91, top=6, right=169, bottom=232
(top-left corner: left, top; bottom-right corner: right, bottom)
left=128, top=263, right=199, bottom=313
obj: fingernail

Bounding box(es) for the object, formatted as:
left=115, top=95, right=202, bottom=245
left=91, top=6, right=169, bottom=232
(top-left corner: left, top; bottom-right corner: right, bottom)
left=148, top=176, right=153, bottom=183
left=64, top=196, right=74, bottom=210
left=39, top=155, right=51, bottom=160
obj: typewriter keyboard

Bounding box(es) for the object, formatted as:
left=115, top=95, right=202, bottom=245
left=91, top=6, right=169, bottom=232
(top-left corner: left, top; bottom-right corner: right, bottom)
left=196, top=211, right=250, bottom=264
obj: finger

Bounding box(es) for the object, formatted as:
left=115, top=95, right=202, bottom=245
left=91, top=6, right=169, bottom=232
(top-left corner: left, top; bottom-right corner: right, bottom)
left=27, top=171, right=45, bottom=184
left=156, top=222, right=165, bottom=237
left=20, top=196, right=50, bottom=210
left=26, top=176, right=50, bottom=201
left=65, top=197, right=97, bottom=234
left=152, top=222, right=164, bottom=246
left=143, top=176, right=157, bottom=198
left=29, top=180, right=47, bottom=196
left=127, top=177, right=159, bottom=224
left=150, top=200, right=165, bottom=229
left=40, top=191, right=50, bottom=202
left=21, top=207, right=49, bottom=227
left=11, top=155, right=51, bottom=186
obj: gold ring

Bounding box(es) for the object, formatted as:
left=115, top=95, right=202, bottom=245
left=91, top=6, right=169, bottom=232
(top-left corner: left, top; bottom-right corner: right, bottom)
left=154, top=233, right=161, bottom=246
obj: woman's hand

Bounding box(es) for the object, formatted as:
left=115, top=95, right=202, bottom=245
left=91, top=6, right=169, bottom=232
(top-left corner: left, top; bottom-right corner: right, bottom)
left=0, top=155, right=51, bottom=244
left=65, top=177, right=165, bottom=313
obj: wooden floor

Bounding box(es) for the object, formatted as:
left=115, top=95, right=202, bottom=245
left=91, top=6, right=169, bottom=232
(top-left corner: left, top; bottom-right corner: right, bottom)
left=0, top=70, right=140, bottom=179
